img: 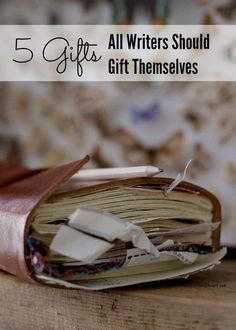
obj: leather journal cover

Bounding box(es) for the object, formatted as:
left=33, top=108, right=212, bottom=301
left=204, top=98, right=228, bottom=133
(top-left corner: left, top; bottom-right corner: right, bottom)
left=0, top=156, right=226, bottom=290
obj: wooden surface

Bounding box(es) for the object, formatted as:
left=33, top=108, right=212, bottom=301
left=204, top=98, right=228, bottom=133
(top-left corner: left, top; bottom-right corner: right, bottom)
left=0, top=258, right=235, bottom=330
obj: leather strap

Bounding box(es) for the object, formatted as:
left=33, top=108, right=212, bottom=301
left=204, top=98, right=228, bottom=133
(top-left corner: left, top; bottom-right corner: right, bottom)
left=0, top=156, right=89, bottom=282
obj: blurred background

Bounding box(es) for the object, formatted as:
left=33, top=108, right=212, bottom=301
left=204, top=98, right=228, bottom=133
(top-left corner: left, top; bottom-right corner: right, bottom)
left=0, top=0, right=235, bottom=246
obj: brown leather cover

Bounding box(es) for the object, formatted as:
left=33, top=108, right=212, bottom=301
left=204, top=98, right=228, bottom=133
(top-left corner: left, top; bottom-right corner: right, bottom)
left=0, top=156, right=89, bottom=283
left=0, top=156, right=221, bottom=284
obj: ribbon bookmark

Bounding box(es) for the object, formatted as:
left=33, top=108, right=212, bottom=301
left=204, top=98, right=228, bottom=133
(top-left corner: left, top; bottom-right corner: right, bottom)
left=50, top=207, right=160, bottom=263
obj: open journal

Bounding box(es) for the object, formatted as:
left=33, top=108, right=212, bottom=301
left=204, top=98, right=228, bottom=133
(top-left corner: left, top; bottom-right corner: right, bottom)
left=0, top=156, right=226, bottom=290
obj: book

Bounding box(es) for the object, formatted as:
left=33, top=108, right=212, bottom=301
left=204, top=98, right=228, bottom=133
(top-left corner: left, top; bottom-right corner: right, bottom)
left=0, top=156, right=226, bottom=290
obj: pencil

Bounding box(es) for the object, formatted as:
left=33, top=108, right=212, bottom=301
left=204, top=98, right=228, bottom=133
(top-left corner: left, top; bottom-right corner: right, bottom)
left=73, top=166, right=163, bottom=181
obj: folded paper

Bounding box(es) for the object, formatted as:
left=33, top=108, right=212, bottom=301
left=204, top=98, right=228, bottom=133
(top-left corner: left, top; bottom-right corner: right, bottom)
left=50, top=207, right=160, bottom=263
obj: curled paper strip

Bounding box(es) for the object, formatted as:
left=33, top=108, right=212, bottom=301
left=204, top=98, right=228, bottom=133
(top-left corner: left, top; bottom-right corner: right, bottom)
left=164, top=159, right=193, bottom=195
left=50, top=207, right=160, bottom=263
